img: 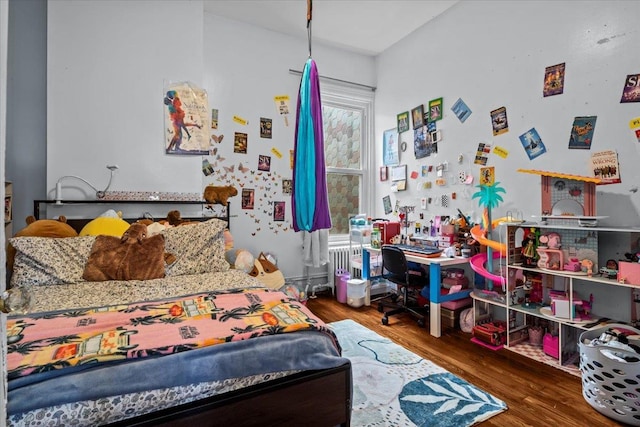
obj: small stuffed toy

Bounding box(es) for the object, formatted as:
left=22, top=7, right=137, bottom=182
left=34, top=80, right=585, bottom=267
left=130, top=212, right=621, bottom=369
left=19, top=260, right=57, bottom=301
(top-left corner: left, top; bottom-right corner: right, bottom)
left=166, top=210, right=197, bottom=226
left=203, top=185, right=238, bottom=206
left=83, top=222, right=168, bottom=281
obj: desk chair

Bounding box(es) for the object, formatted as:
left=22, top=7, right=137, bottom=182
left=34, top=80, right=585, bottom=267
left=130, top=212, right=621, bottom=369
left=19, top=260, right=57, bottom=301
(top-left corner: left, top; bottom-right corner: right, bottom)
left=378, top=245, right=428, bottom=327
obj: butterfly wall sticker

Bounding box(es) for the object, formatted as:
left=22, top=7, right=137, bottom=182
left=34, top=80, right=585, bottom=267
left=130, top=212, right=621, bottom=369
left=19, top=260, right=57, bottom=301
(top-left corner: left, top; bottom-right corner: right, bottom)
left=238, top=162, right=250, bottom=173
left=211, top=133, right=224, bottom=143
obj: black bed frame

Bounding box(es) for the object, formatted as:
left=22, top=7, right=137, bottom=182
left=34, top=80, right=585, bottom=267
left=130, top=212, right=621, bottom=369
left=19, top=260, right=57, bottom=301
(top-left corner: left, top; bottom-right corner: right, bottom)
left=30, top=200, right=353, bottom=426
left=108, top=363, right=352, bottom=427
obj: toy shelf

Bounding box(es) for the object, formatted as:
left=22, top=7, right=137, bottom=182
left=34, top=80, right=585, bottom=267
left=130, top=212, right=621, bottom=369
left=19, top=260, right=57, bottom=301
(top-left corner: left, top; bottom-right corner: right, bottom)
left=471, top=222, right=640, bottom=377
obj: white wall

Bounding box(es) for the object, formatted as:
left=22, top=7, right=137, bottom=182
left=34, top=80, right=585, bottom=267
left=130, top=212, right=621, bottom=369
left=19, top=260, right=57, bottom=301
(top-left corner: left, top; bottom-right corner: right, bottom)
left=375, top=0, right=640, bottom=228
left=47, top=0, right=205, bottom=198
left=45, top=1, right=375, bottom=280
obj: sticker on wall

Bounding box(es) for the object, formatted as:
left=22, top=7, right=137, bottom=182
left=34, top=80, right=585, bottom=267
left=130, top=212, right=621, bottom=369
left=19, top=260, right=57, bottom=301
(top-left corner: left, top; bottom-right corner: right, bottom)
left=241, top=188, right=255, bottom=210
left=543, top=62, right=565, bottom=97
left=211, top=108, right=219, bottom=129
left=233, top=115, right=248, bottom=126
left=490, top=106, right=509, bottom=136
left=234, top=132, right=248, bottom=154
left=441, top=195, right=449, bottom=208
left=164, top=81, right=209, bottom=155
left=202, top=159, right=214, bottom=176
left=210, top=133, right=224, bottom=144
left=620, top=73, right=640, bottom=103
left=282, top=179, right=292, bottom=194
left=493, top=146, right=509, bottom=159
left=274, top=95, right=291, bottom=126
left=410, top=170, right=419, bottom=179
left=238, top=162, right=250, bottom=173
left=271, top=147, right=283, bottom=159
left=451, top=98, right=472, bottom=123
left=630, top=117, right=640, bottom=142
left=273, top=201, right=286, bottom=221
left=421, top=165, right=429, bottom=177
left=569, top=116, right=597, bottom=149
left=519, top=128, right=547, bottom=160
left=480, top=167, right=495, bottom=186
left=260, top=117, right=272, bottom=138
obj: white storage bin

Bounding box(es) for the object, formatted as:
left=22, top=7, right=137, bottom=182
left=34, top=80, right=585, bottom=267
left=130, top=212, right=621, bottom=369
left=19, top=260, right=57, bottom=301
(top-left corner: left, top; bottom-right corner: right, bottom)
left=346, top=279, right=366, bottom=308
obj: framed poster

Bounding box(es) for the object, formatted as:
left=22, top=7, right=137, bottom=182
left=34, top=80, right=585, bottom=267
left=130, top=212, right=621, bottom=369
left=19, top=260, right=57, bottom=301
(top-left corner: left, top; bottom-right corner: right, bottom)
left=397, top=111, right=410, bottom=133
left=273, top=201, right=286, bottom=221
left=428, top=98, right=443, bottom=122
left=383, top=128, right=400, bottom=166
left=380, top=166, right=388, bottom=181
left=390, top=164, right=407, bottom=181
left=411, top=104, right=424, bottom=129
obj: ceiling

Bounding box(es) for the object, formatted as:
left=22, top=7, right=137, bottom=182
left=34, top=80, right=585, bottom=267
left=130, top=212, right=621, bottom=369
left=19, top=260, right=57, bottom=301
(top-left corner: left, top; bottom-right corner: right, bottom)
left=203, top=1, right=460, bottom=56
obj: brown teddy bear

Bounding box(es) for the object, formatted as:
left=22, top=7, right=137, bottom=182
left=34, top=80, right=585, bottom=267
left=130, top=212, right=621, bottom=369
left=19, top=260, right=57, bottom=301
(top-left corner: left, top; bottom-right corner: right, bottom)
left=82, top=222, right=169, bottom=281
left=7, top=215, right=78, bottom=274
left=203, top=185, right=238, bottom=206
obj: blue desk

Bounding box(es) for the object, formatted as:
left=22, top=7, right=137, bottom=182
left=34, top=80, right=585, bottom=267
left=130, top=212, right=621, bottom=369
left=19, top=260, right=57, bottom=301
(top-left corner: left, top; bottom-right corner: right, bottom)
left=364, top=247, right=472, bottom=337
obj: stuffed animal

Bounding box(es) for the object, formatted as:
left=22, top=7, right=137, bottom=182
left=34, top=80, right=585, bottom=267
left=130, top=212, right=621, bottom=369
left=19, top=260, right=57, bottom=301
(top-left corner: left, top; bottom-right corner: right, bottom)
left=82, top=222, right=168, bottom=281
left=166, top=210, right=198, bottom=226
left=203, top=185, right=238, bottom=206
left=7, top=215, right=78, bottom=274
left=79, top=210, right=130, bottom=237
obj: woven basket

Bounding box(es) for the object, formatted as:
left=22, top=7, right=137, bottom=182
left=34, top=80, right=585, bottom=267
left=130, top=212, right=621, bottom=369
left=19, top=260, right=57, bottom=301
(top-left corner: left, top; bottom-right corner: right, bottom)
left=579, top=324, right=640, bottom=426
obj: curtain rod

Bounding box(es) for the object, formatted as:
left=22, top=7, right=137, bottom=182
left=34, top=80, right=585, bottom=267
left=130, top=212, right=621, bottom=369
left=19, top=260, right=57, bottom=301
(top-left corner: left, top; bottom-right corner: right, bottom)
left=289, top=69, right=376, bottom=92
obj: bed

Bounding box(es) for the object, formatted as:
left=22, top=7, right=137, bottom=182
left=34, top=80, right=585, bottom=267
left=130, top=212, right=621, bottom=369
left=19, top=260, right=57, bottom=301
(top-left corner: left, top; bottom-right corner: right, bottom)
left=6, top=215, right=352, bottom=426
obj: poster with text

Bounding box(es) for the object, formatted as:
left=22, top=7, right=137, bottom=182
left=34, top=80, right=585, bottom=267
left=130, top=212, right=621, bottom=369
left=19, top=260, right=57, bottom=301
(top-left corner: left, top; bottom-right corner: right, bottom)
left=490, top=106, right=509, bottom=135
left=568, top=116, right=597, bottom=149
left=164, top=82, right=209, bottom=155
left=519, top=128, right=547, bottom=160
left=383, top=128, right=400, bottom=165
left=589, top=150, right=621, bottom=185
left=620, top=74, right=640, bottom=103
left=543, top=63, right=565, bottom=97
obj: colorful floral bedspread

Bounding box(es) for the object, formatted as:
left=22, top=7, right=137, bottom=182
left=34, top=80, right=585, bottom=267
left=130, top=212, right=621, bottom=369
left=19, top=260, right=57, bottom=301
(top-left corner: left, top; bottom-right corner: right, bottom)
left=8, top=287, right=335, bottom=380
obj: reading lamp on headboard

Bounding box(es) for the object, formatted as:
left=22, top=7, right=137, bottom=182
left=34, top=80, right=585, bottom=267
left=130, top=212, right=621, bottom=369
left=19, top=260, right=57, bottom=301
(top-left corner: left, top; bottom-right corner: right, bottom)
left=55, top=165, right=119, bottom=205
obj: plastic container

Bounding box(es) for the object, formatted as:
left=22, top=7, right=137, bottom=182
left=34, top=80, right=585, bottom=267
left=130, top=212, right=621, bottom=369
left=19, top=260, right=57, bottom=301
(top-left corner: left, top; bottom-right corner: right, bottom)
left=334, top=269, right=350, bottom=303
left=346, top=278, right=366, bottom=308
left=579, top=324, right=640, bottom=426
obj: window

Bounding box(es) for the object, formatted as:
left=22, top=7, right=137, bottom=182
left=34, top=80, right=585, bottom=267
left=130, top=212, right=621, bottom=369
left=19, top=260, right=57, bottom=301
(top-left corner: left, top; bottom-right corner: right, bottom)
left=321, top=82, right=375, bottom=241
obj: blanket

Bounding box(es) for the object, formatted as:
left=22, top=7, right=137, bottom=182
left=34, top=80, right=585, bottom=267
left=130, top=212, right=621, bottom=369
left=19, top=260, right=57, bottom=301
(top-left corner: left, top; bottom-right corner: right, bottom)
left=8, top=287, right=335, bottom=380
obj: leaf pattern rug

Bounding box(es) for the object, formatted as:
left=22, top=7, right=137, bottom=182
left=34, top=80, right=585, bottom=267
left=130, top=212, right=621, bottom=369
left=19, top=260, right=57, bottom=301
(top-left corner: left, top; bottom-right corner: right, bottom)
left=329, top=319, right=507, bottom=426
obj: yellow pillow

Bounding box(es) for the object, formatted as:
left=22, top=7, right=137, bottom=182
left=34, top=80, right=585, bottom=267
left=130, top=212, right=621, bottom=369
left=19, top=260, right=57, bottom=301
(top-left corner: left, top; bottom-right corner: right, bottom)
left=80, top=217, right=130, bottom=237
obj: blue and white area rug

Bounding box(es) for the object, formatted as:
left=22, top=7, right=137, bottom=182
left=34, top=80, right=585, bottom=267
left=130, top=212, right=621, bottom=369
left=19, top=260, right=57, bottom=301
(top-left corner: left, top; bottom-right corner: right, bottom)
left=329, top=319, right=507, bottom=427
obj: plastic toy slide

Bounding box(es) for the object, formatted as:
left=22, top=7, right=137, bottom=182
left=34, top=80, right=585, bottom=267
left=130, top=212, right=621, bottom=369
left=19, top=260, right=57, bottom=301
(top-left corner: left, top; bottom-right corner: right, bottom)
left=469, top=217, right=511, bottom=287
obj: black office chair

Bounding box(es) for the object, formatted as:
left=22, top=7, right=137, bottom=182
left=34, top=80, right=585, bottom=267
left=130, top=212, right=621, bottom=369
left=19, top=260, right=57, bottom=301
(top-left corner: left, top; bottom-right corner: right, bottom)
left=378, top=245, right=428, bottom=327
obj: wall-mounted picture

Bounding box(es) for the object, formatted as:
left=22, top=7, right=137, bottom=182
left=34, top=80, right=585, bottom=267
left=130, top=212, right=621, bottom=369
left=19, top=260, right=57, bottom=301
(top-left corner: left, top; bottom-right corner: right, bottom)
left=260, top=117, right=272, bottom=138
left=451, top=98, right=472, bottom=123
left=414, top=127, right=429, bottom=159
left=380, top=166, right=388, bottom=181
left=411, top=104, right=424, bottom=129
left=258, top=155, right=271, bottom=171
left=490, top=106, right=509, bottom=136
left=164, top=82, right=209, bottom=155
left=543, top=62, right=566, bottom=97
left=590, top=150, right=621, bottom=185
left=273, top=201, right=286, bottom=221
left=282, top=179, right=292, bottom=194
left=383, top=128, right=400, bottom=166
left=390, top=164, right=407, bottom=181
left=234, top=132, right=248, bottom=153
left=620, top=73, right=640, bottom=103
left=241, top=188, right=255, bottom=209
left=519, top=127, right=547, bottom=160
left=395, top=180, right=407, bottom=191
left=428, top=97, right=443, bottom=122
left=569, top=116, right=597, bottom=149
left=397, top=111, right=410, bottom=133
left=383, top=195, right=393, bottom=215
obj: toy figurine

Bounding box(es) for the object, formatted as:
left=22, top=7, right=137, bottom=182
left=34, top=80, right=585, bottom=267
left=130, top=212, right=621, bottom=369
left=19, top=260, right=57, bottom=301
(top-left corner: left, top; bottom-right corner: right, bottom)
left=581, top=259, right=594, bottom=277
left=521, top=229, right=538, bottom=267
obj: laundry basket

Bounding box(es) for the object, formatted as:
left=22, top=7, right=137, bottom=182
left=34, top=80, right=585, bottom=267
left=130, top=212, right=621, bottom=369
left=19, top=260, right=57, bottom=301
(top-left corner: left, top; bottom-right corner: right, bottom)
left=578, top=324, right=640, bottom=426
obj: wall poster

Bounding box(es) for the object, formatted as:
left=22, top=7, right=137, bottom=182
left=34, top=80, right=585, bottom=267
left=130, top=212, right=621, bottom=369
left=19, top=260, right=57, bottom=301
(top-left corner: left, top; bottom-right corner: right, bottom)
left=164, top=81, right=209, bottom=155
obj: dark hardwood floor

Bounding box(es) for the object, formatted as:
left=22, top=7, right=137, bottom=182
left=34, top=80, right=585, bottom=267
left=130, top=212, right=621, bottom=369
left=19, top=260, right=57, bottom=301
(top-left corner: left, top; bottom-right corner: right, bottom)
left=306, top=293, right=625, bottom=427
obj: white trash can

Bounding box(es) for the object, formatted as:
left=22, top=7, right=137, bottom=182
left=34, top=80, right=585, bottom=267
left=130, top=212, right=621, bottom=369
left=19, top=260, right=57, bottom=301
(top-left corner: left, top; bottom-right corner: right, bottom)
left=346, top=279, right=366, bottom=308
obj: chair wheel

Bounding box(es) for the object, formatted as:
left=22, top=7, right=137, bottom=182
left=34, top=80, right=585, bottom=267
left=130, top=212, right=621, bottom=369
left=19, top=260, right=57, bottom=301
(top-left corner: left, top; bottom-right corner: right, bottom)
left=417, top=318, right=425, bottom=328
left=381, top=316, right=389, bottom=325
left=377, top=302, right=384, bottom=312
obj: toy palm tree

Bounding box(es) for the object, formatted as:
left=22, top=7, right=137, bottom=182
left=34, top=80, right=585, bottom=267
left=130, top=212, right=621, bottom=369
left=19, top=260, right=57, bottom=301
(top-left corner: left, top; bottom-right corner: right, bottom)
left=472, top=181, right=506, bottom=290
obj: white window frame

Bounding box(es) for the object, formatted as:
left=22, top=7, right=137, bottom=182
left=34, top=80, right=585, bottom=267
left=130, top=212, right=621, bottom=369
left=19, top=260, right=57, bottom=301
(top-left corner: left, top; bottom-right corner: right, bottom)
left=320, top=81, right=375, bottom=245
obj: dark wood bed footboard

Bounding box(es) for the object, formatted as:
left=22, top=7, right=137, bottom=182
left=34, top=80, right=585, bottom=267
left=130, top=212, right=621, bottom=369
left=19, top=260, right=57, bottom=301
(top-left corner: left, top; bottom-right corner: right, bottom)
left=108, top=362, right=352, bottom=427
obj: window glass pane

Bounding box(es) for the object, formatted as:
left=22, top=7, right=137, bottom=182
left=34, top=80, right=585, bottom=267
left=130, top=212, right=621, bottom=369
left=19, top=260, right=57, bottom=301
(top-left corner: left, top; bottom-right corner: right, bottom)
left=323, top=106, right=361, bottom=169
left=326, top=173, right=360, bottom=235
